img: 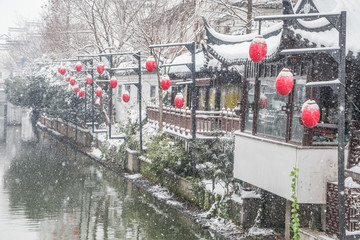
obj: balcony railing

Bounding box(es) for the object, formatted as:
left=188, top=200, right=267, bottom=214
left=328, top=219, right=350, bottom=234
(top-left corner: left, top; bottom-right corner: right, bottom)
left=146, top=105, right=240, bottom=137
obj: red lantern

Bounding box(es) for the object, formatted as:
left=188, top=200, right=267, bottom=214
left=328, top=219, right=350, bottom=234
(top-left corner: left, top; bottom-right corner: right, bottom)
left=160, top=74, right=170, bottom=90
left=122, top=90, right=130, bottom=102
left=65, top=76, right=70, bottom=82
left=58, top=67, right=66, bottom=75
left=276, top=68, right=294, bottom=96
left=145, top=56, right=156, bottom=72
left=110, top=76, right=117, bottom=88
left=86, top=74, right=92, bottom=85
left=97, top=62, right=105, bottom=74
left=174, top=93, right=184, bottom=108
left=259, top=93, right=268, bottom=109
left=249, top=35, right=267, bottom=63
left=74, top=85, right=80, bottom=93
left=96, top=87, right=103, bottom=97
left=301, top=100, right=320, bottom=128
left=70, top=78, right=76, bottom=86
left=75, top=61, right=82, bottom=72
left=79, top=88, right=85, bottom=97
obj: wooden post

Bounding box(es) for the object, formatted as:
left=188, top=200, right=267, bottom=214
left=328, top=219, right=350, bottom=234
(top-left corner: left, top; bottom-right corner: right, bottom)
left=240, top=62, right=249, bottom=132
left=285, top=79, right=295, bottom=142
left=252, top=63, right=261, bottom=135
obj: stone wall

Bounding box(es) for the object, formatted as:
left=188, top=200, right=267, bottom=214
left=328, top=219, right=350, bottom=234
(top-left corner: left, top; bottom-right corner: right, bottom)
left=40, top=116, right=93, bottom=148
left=39, top=116, right=261, bottom=230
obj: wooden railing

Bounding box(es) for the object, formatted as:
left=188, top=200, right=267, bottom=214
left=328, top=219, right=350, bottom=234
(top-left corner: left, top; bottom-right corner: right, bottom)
left=146, top=105, right=240, bottom=137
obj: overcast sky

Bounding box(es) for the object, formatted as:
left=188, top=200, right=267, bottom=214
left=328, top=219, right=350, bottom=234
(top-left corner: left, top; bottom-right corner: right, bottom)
left=0, top=0, right=46, bottom=35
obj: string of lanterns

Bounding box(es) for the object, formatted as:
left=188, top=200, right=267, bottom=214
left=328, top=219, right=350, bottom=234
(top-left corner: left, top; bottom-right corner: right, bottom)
left=57, top=40, right=321, bottom=128
left=145, top=56, right=185, bottom=109
left=249, top=35, right=320, bottom=128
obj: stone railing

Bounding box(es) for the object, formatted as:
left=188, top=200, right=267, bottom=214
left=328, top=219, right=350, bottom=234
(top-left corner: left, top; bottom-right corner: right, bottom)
left=146, top=105, right=240, bottom=137
left=40, top=116, right=93, bottom=147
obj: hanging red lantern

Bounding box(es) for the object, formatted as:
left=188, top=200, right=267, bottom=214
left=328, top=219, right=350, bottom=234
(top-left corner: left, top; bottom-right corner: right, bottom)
left=160, top=74, right=170, bottom=90
left=259, top=93, right=268, bottom=109
left=75, top=61, right=82, bottom=72
left=78, top=88, right=85, bottom=97
left=58, top=67, right=66, bottom=75
left=74, top=85, right=80, bottom=93
left=86, top=74, right=92, bottom=85
left=110, top=76, right=117, bottom=88
left=249, top=35, right=267, bottom=63
left=97, top=62, right=105, bottom=74
left=174, top=93, right=184, bottom=108
left=65, top=76, right=71, bottom=82
left=96, top=87, right=103, bottom=97
left=276, top=68, right=294, bottom=96
left=122, top=90, right=130, bottom=102
left=145, top=56, right=156, bottom=72
left=70, top=78, right=76, bottom=86
left=301, top=100, right=320, bottom=128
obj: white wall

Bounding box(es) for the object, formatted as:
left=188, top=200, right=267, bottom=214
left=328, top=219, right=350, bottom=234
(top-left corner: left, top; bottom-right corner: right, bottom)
left=233, top=131, right=339, bottom=204
left=7, top=102, right=22, bottom=125
left=113, top=72, right=159, bottom=122
left=0, top=89, right=6, bottom=103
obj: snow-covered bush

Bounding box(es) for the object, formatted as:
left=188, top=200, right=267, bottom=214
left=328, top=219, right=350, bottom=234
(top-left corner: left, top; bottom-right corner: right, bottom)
left=193, top=135, right=235, bottom=196
left=144, top=134, right=192, bottom=182
left=5, top=66, right=101, bottom=128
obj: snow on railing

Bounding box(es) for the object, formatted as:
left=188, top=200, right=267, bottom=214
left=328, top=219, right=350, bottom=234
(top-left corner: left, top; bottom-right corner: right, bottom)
left=146, top=105, right=240, bottom=136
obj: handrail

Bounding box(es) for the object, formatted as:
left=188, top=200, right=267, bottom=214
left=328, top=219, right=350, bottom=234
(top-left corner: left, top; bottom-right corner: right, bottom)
left=146, top=105, right=240, bottom=136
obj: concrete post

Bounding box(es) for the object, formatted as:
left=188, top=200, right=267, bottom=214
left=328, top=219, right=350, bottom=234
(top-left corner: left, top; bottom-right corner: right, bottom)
left=285, top=199, right=291, bottom=240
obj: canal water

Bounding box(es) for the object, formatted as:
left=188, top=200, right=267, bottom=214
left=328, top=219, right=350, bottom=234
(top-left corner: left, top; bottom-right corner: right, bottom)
left=0, top=123, right=224, bottom=240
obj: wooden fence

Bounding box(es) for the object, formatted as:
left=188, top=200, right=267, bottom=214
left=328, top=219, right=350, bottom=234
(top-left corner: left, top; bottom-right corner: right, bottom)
left=146, top=105, right=240, bottom=137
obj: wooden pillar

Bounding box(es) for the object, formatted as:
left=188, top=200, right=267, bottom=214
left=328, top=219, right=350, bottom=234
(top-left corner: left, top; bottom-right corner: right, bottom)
left=303, top=61, right=315, bottom=146
left=285, top=79, right=295, bottom=142
left=240, top=62, right=249, bottom=132
left=252, top=63, right=261, bottom=135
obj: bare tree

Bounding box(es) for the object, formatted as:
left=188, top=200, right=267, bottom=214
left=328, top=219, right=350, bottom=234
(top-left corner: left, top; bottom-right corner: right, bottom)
left=130, top=0, right=202, bottom=132
left=203, top=0, right=256, bottom=34
left=41, top=0, right=145, bottom=125
left=0, top=21, right=44, bottom=72
left=41, top=0, right=93, bottom=58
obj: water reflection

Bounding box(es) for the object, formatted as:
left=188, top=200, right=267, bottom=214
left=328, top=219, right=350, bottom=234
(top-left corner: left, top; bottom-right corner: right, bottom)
left=1, top=129, right=222, bottom=240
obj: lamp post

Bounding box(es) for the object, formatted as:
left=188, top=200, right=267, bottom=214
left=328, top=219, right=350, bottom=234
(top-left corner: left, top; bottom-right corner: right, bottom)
left=149, top=41, right=197, bottom=173
left=78, top=51, right=143, bottom=152
left=58, top=58, right=86, bottom=140
left=77, top=54, right=107, bottom=134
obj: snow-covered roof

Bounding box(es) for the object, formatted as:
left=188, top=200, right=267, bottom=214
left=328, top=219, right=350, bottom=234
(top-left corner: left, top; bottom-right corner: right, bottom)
left=168, top=49, right=221, bottom=75
left=204, top=16, right=283, bottom=45
left=202, top=0, right=360, bottom=66
left=204, top=19, right=283, bottom=66
left=292, top=0, right=360, bottom=55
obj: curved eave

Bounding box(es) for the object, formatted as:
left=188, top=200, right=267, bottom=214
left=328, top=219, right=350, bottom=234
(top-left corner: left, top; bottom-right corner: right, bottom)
left=203, top=16, right=283, bottom=45
left=288, top=26, right=360, bottom=60
left=207, top=44, right=281, bottom=66
left=292, top=18, right=333, bottom=32
left=206, top=29, right=283, bottom=66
